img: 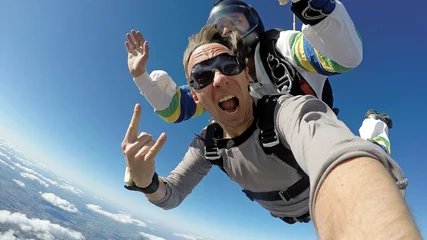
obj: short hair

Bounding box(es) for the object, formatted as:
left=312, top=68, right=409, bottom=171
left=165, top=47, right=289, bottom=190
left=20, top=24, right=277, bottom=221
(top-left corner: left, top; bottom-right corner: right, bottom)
left=183, top=24, right=245, bottom=83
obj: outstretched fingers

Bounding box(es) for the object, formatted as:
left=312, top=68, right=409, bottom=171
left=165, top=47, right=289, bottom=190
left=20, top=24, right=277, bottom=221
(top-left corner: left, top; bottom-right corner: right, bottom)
left=125, top=29, right=147, bottom=55
left=126, top=31, right=136, bottom=49
left=135, top=31, right=145, bottom=44
left=124, top=103, right=142, bottom=143
left=145, top=133, right=167, bottom=161
left=125, top=41, right=133, bottom=53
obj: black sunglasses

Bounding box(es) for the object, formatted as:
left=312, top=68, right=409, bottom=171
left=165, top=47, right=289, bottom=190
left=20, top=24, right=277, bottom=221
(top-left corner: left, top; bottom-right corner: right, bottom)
left=189, top=53, right=245, bottom=90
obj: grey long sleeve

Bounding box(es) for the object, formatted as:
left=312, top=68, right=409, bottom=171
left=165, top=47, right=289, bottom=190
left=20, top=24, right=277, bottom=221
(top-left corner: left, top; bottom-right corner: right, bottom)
left=274, top=94, right=406, bottom=222
left=148, top=134, right=212, bottom=210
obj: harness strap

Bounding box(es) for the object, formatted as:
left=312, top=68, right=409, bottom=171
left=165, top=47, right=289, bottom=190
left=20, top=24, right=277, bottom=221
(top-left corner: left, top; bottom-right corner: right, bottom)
left=242, top=175, right=309, bottom=202
left=258, top=29, right=338, bottom=113
left=259, top=29, right=299, bottom=94
left=280, top=211, right=311, bottom=224
left=238, top=95, right=310, bottom=204
left=257, top=95, right=280, bottom=149
left=257, top=95, right=309, bottom=176
left=204, top=122, right=227, bottom=174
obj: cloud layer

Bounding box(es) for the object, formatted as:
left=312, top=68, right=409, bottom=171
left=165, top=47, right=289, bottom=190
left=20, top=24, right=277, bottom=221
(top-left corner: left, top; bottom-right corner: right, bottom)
left=139, top=231, right=165, bottom=240
left=86, top=204, right=147, bottom=227
left=12, top=179, right=25, bottom=187
left=1, top=140, right=84, bottom=196
left=0, top=210, right=85, bottom=240
left=173, top=233, right=204, bottom=240
left=40, top=192, right=78, bottom=213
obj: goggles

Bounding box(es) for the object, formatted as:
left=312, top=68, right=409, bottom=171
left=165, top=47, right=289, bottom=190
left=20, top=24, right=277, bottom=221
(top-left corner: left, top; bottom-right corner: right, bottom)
left=189, top=53, right=245, bottom=90
left=207, top=5, right=259, bottom=37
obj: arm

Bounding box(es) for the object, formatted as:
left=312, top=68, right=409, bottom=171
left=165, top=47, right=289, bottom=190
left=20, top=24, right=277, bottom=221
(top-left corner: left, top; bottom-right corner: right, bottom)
left=146, top=133, right=212, bottom=210
left=315, top=157, right=420, bottom=240
left=125, top=30, right=205, bottom=124
left=275, top=95, right=420, bottom=239
left=134, top=71, right=206, bottom=123
left=122, top=103, right=210, bottom=210
left=277, top=0, right=363, bottom=76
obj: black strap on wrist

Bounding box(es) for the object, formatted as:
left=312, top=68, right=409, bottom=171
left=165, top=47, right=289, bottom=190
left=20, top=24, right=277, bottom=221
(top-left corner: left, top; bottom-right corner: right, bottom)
left=124, top=172, right=160, bottom=194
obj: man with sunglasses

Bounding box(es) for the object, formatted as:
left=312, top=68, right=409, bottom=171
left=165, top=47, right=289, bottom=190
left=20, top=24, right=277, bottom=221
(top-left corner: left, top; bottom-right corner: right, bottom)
left=122, top=24, right=420, bottom=239
left=127, top=0, right=394, bottom=156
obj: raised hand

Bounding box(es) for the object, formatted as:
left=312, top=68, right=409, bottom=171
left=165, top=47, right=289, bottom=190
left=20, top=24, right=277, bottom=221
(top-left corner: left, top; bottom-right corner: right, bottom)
left=121, top=103, right=167, bottom=188
left=125, top=30, right=149, bottom=78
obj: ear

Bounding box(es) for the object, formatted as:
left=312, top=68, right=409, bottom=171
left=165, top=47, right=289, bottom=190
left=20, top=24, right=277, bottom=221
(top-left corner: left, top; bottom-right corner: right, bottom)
left=192, top=91, right=200, bottom=104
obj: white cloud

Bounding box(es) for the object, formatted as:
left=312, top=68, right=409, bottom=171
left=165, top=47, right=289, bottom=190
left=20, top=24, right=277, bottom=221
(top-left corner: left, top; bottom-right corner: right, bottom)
left=0, top=152, right=11, bottom=161
left=39, top=192, right=78, bottom=213
left=15, top=163, right=60, bottom=187
left=173, top=233, right=203, bottom=240
left=13, top=161, right=84, bottom=196
left=139, top=231, right=165, bottom=240
left=14, top=162, right=36, bottom=173
left=0, top=210, right=85, bottom=240
left=0, top=159, right=15, bottom=170
left=0, top=137, right=85, bottom=198
left=0, top=230, right=17, bottom=240
left=86, top=204, right=147, bottom=227
left=0, top=140, right=32, bottom=167
left=12, top=179, right=25, bottom=187
left=0, top=138, right=51, bottom=175
left=20, top=172, right=49, bottom=187
left=58, top=183, right=84, bottom=196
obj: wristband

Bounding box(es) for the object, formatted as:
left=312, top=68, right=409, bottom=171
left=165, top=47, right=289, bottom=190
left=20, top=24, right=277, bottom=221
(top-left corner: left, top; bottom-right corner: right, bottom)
left=124, top=172, right=160, bottom=194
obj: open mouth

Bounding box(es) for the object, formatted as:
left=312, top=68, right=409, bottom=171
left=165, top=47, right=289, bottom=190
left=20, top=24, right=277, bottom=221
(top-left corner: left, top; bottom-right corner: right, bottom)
left=218, top=95, right=240, bottom=114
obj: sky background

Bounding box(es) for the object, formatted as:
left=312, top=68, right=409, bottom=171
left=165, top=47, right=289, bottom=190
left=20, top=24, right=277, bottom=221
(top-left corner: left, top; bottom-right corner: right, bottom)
left=0, top=0, right=426, bottom=239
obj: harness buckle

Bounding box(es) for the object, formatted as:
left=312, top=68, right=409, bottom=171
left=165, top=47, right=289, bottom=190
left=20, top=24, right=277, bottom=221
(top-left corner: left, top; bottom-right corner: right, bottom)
left=279, top=190, right=293, bottom=202
left=260, top=128, right=280, bottom=148
left=204, top=146, right=221, bottom=160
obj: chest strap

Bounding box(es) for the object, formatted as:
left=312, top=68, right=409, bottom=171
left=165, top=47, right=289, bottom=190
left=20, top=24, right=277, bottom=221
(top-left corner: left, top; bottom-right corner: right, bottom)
left=242, top=175, right=309, bottom=202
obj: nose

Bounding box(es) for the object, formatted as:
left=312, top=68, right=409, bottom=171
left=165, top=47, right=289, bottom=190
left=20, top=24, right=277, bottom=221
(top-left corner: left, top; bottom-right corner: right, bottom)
left=212, top=69, right=228, bottom=88
left=222, top=27, right=232, bottom=34
left=218, top=18, right=234, bottom=34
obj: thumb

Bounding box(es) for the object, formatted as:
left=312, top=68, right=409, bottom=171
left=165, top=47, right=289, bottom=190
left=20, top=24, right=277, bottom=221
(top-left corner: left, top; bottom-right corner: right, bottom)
left=146, top=133, right=167, bottom=161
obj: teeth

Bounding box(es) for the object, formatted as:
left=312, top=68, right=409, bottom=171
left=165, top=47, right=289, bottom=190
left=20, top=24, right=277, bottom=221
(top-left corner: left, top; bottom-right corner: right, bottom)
left=219, top=95, right=235, bottom=103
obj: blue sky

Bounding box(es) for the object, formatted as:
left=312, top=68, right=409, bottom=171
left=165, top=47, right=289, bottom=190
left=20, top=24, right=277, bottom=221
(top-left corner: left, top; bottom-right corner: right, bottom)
left=0, top=0, right=426, bottom=239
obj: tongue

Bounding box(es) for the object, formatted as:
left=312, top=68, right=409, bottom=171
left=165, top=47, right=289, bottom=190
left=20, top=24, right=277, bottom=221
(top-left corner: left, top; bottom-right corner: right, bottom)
left=219, top=98, right=237, bottom=112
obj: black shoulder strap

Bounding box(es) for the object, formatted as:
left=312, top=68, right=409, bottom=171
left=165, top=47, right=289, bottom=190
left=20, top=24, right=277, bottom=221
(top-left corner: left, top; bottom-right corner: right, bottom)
left=259, top=28, right=283, bottom=45
left=239, top=94, right=310, bottom=208
left=204, top=122, right=228, bottom=175
left=257, top=94, right=307, bottom=175
left=258, top=29, right=305, bottom=96
left=258, top=28, right=337, bottom=112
